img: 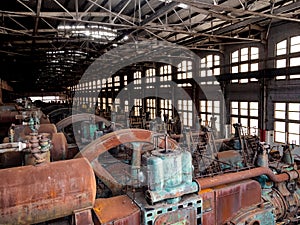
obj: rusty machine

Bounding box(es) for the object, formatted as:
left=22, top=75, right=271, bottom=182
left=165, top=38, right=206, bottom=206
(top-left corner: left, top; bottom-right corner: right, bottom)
left=0, top=119, right=300, bottom=224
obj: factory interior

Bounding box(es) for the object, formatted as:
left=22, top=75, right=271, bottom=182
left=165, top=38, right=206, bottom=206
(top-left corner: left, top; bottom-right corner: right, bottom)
left=0, top=0, right=300, bottom=224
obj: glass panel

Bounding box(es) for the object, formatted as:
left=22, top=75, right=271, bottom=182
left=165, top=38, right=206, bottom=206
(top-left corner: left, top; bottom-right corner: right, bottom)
left=288, top=134, right=299, bottom=145
left=275, top=102, right=285, bottom=110
left=232, top=51, right=239, bottom=63
left=275, top=121, right=285, bottom=132
left=276, top=40, right=287, bottom=55
left=289, top=103, right=300, bottom=111
left=241, top=118, right=248, bottom=128
left=275, top=131, right=286, bottom=143
left=290, top=57, right=300, bottom=67
left=251, top=63, right=258, bottom=71
left=241, top=48, right=248, bottom=61
left=289, top=112, right=300, bottom=120
left=250, top=119, right=258, bottom=135
left=251, top=47, right=259, bottom=59
left=275, top=111, right=286, bottom=119
left=232, top=66, right=238, bottom=73
left=276, top=59, right=286, bottom=68
left=290, top=75, right=300, bottom=79
left=240, top=64, right=248, bottom=72
left=289, top=123, right=300, bottom=134
left=290, top=36, right=300, bottom=53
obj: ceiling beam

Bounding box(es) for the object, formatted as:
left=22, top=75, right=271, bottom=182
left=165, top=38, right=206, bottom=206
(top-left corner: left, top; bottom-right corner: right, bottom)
left=175, top=0, right=300, bottom=23
left=140, top=1, right=178, bottom=26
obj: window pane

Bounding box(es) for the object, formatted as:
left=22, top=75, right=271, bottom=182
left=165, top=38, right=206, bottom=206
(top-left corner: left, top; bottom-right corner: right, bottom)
left=290, top=74, right=300, bottom=79
left=275, top=111, right=286, bottom=119
left=291, top=36, right=300, bottom=53
left=275, top=131, right=286, bottom=143
left=241, top=118, right=248, bottom=128
left=290, top=57, right=300, bottom=67
left=275, top=121, right=285, bottom=132
left=241, top=48, right=248, bottom=61
left=289, top=112, right=300, bottom=120
left=251, top=63, right=258, bottom=71
left=289, top=103, right=300, bottom=111
left=232, top=66, right=238, bottom=73
left=276, top=59, right=286, bottom=68
left=276, top=40, right=287, bottom=55
left=232, top=51, right=239, bottom=63
left=289, top=134, right=299, bottom=145
left=240, top=64, right=248, bottom=72
left=275, top=103, right=286, bottom=110
left=289, top=123, right=300, bottom=134
left=251, top=47, right=259, bottom=59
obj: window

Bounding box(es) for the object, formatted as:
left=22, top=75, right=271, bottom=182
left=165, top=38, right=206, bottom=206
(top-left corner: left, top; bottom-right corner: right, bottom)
left=123, top=75, right=128, bottom=90
left=102, top=79, right=107, bottom=88
left=275, top=36, right=300, bottom=80
left=199, top=100, right=220, bottom=131
left=160, top=65, right=172, bottom=88
left=178, top=100, right=193, bottom=127
left=146, top=68, right=156, bottom=88
left=274, top=102, right=300, bottom=145
left=160, top=99, right=173, bottom=121
left=146, top=99, right=156, bottom=119
left=133, top=71, right=142, bottom=89
left=230, top=101, right=259, bottom=135
left=177, top=60, right=192, bottom=80
left=107, top=77, right=113, bottom=90
left=200, top=55, right=220, bottom=85
left=102, top=97, right=106, bottom=110
left=114, top=76, right=120, bottom=91
left=124, top=100, right=129, bottom=112
left=230, top=47, right=259, bottom=83
left=114, top=98, right=120, bottom=112
left=134, top=99, right=142, bottom=116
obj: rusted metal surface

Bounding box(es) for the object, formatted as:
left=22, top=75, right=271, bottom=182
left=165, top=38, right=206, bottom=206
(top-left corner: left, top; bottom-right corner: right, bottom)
left=24, top=150, right=50, bottom=165
left=198, top=180, right=261, bottom=225
left=154, top=207, right=197, bottom=225
left=199, top=189, right=215, bottom=225
left=215, top=180, right=261, bottom=224
left=56, top=113, right=111, bottom=131
left=93, top=195, right=140, bottom=225
left=38, top=123, right=58, bottom=135
left=196, top=167, right=300, bottom=190
left=75, top=129, right=179, bottom=194
left=51, top=132, right=68, bottom=160
left=74, top=208, right=94, bottom=225
left=0, top=111, right=19, bottom=123
left=0, top=158, right=96, bottom=225
left=0, top=152, right=23, bottom=168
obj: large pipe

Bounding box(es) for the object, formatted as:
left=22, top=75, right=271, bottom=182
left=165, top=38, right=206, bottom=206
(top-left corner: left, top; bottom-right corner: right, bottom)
left=0, top=158, right=96, bottom=225
left=196, top=167, right=300, bottom=190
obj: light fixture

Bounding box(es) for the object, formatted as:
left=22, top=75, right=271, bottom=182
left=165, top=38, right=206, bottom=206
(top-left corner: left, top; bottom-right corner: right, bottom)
left=178, top=3, right=189, bottom=9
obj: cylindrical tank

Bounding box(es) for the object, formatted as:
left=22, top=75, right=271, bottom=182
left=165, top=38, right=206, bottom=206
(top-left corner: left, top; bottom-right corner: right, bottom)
left=147, top=156, right=164, bottom=191
left=181, top=150, right=193, bottom=183
left=162, top=150, right=182, bottom=188
left=0, top=157, right=96, bottom=225
left=152, top=149, right=182, bottom=188
left=0, top=111, right=19, bottom=123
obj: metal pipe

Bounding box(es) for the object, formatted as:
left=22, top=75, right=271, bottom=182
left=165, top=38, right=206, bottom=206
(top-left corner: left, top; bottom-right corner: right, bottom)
left=197, top=167, right=300, bottom=190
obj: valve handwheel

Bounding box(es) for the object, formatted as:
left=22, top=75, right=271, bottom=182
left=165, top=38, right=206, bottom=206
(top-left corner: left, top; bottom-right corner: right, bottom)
left=75, top=128, right=179, bottom=195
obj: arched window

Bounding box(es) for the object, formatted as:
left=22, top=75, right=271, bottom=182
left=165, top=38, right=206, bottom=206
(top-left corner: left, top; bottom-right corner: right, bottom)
left=177, top=60, right=192, bottom=87
left=231, top=47, right=259, bottom=83
left=275, top=36, right=300, bottom=80
left=159, top=65, right=172, bottom=88
left=200, top=54, right=220, bottom=85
